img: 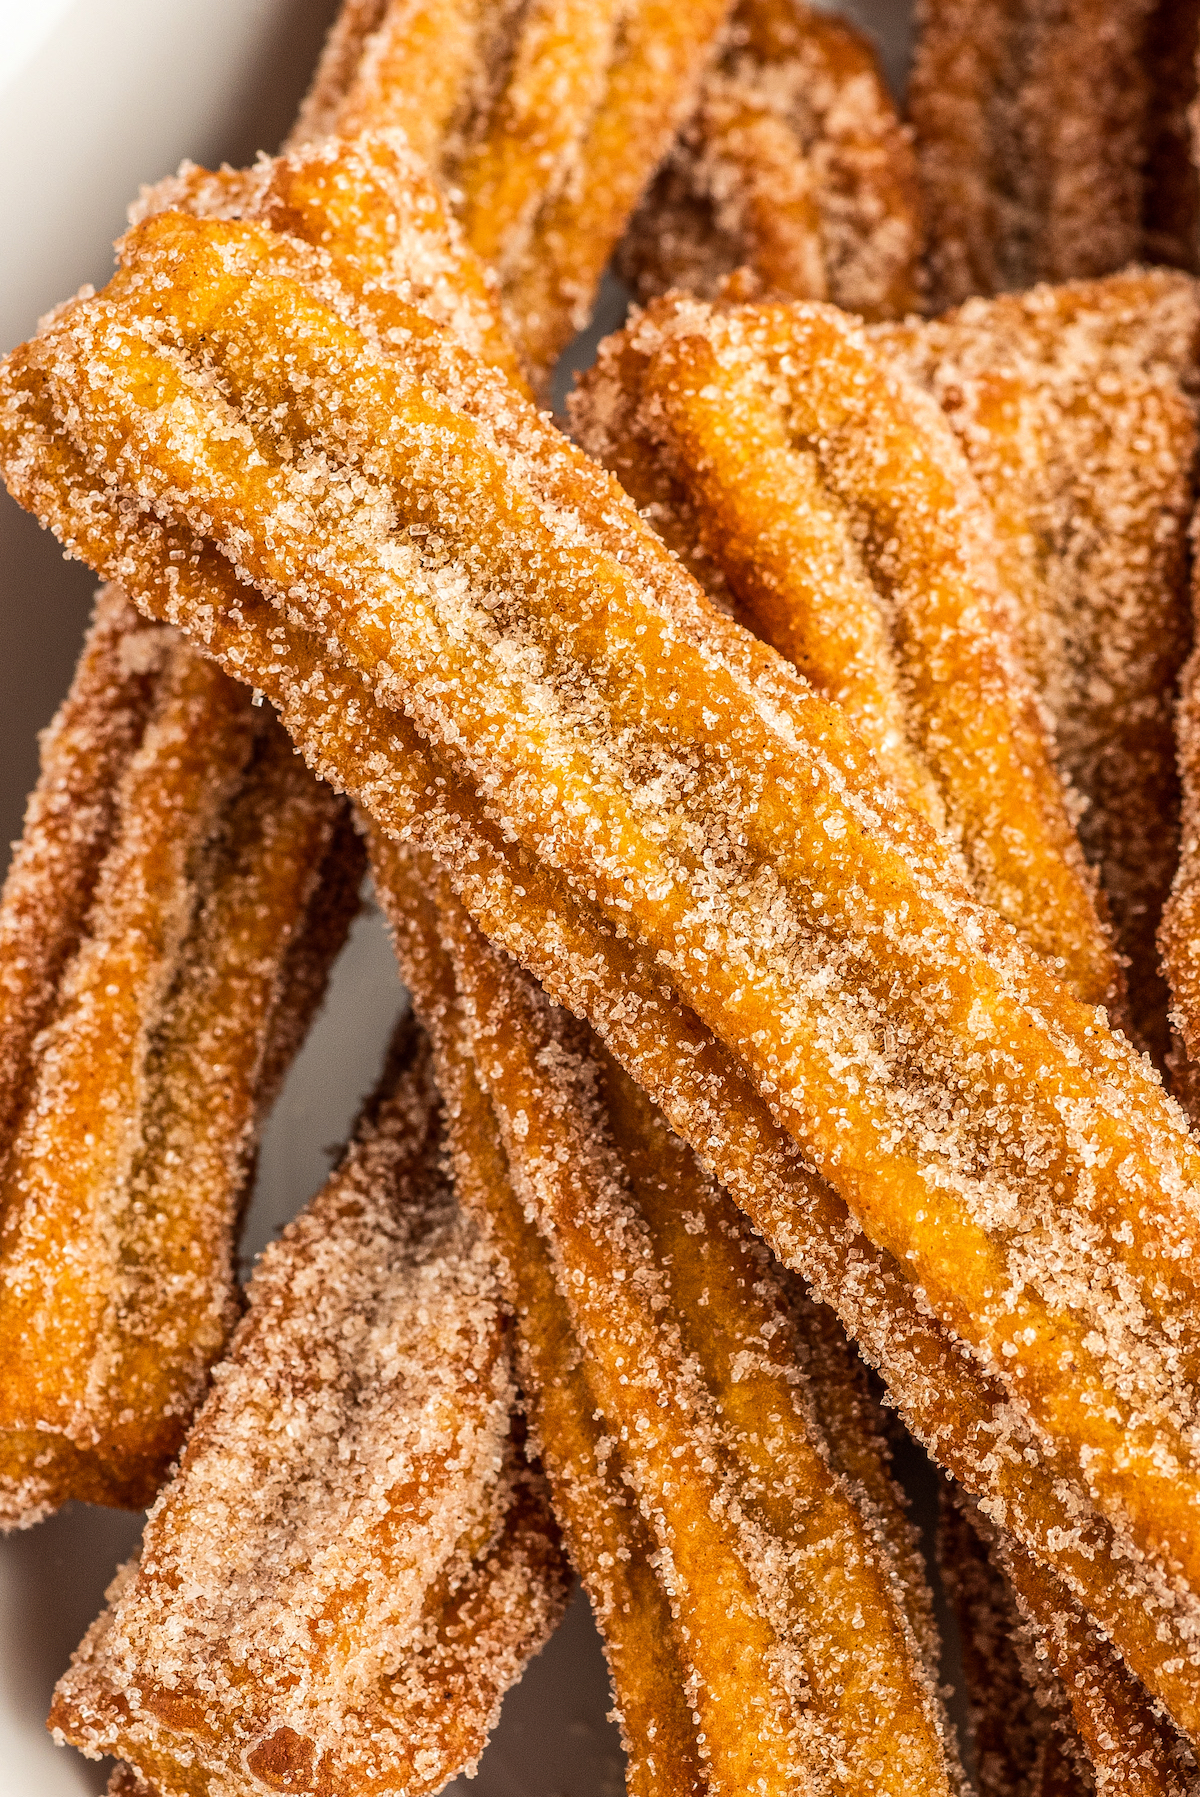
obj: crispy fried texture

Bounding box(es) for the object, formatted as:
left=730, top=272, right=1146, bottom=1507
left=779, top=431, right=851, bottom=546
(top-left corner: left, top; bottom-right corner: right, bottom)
left=135, top=130, right=530, bottom=397
left=377, top=843, right=706, bottom=1797
left=0, top=589, right=160, bottom=1153
left=0, top=612, right=358, bottom=1525
left=908, top=0, right=1156, bottom=309
left=939, top=1489, right=1083, bottom=1797
left=618, top=0, right=923, bottom=319
left=292, top=0, right=731, bottom=386
left=7, top=210, right=1200, bottom=1742
left=570, top=294, right=1123, bottom=1017
left=377, top=840, right=959, bottom=1797
left=51, top=1025, right=569, bottom=1797
left=874, top=273, right=1198, bottom=1063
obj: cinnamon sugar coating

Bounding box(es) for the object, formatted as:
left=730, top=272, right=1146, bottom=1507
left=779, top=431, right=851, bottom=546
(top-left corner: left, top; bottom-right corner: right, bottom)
left=570, top=293, right=1123, bottom=1017
left=290, top=0, right=731, bottom=387
left=378, top=845, right=705, bottom=1797
left=51, top=1024, right=569, bottom=1797
left=873, top=272, right=1198, bottom=1063
left=375, top=840, right=960, bottom=1797
left=908, top=0, right=1157, bottom=310
left=617, top=0, right=923, bottom=320
left=1162, top=530, right=1200, bottom=1120
left=0, top=595, right=358, bottom=1526
left=945, top=1487, right=1198, bottom=1797
left=9, top=209, right=1200, bottom=1744
left=133, top=130, right=530, bottom=398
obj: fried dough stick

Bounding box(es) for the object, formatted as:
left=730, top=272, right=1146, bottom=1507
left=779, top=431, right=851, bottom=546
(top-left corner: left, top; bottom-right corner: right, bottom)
left=946, top=1490, right=1197, bottom=1797
left=618, top=0, right=923, bottom=319
left=874, top=274, right=1198, bottom=1065
left=0, top=600, right=359, bottom=1525
left=378, top=842, right=959, bottom=1797
left=939, top=1491, right=1086, bottom=1797
left=52, top=1021, right=569, bottom=1797
left=571, top=295, right=1122, bottom=1017
left=9, top=409, right=1196, bottom=1762
left=290, top=0, right=731, bottom=388
left=0, top=589, right=158, bottom=1153
left=387, top=848, right=1193, bottom=1797
left=136, top=129, right=530, bottom=399
left=379, top=845, right=705, bottom=1797
left=8, top=215, right=1200, bottom=1741
left=908, top=0, right=1155, bottom=311
left=0, top=133, right=521, bottom=1528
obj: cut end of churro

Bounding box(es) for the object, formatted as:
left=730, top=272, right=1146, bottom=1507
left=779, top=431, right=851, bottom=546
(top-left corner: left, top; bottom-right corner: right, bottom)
left=51, top=1021, right=569, bottom=1795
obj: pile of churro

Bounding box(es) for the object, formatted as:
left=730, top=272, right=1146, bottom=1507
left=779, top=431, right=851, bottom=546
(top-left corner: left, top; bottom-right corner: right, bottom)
left=2, top=0, right=1200, bottom=1790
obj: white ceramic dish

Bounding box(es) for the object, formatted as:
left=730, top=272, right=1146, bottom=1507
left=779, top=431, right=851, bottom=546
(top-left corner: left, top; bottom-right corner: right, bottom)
left=0, top=3, right=923, bottom=1790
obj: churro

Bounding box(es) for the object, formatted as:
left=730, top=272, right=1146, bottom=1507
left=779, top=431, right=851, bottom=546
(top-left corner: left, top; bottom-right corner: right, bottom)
left=618, top=0, right=923, bottom=318
left=51, top=1020, right=569, bottom=1796
left=939, top=1489, right=1082, bottom=1797
left=0, top=595, right=359, bottom=1526
left=874, top=272, right=1198, bottom=1061
left=908, top=0, right=1155, bottom=310
left=377, top=839, right=958, bottom=1797
left=291, top=0, right=730, bottom=387
left=571, top=293, right=1122, bottom=1015
left=8, top=208, right=1200, bottom=1749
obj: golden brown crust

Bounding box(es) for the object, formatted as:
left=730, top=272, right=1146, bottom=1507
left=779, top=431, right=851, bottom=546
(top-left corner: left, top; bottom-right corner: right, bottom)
left=52, top=1026, right=570, bottom=1796
left=0, top=589, right=161, bottom=1154
left=618, top=0, right=923, bottom=320
left=8, top=207, right=1200, bottom=1742
left=376, top=838, right=960, bottom=1797
left=874, top=274, right=1199, bottom=1064
left=570, top=294, right=1124, bottom=1017
left=909, top=0, right=1156, bottom=309
left=291, top=0, right=732, bottom=387
left=375, top=840, right=706, bottom=1796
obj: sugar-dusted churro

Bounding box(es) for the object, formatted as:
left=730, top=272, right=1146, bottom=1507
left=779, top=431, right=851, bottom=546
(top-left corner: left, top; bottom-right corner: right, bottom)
left=290, top=0, right=731, bottom=387
left=874, top=272, right=1198, bottom=1061
left=379, top=844, right=705, bottom=1797
left=134, top=128, right=530, bottom=397
left=944, top=1486, right=1197, bottom=1797
left=572, top=293, right=1123, bottom=1015
left=377, top=839, right=959, bottom=1797
left=908, top=0, right=1156, bottom=310
left=939, top=1488, right=1082, bottom=1797
left=618, top=0, right=923, bottom=318
left=9, top=209, right=1200, bottom=1748
left=0, top=595, right=359, bottom=1526
left=51, top=1020, right=569, bottom=1796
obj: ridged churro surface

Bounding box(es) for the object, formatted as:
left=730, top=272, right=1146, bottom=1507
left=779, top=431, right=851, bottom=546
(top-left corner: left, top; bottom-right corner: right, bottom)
left=293, top=0, right=731, bottom=385
left=8, top=208, right=1200, bottom=1752
left=874, top=273, right=1198, bottom=1062
left=618, top=0, right=923, bottom=318
left=52, top=1025, right=569, bottom=1796
left=377, top=840, right=960, bottom=1797
left=571, top=293, right=1124, bottom=1017
left=0, top=599, right=358, bottom=1525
